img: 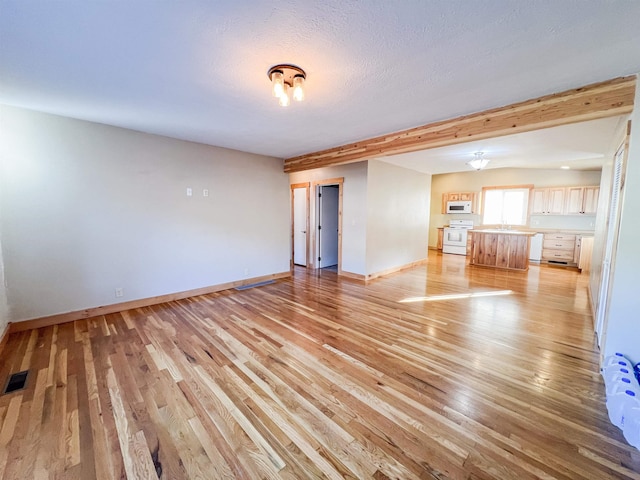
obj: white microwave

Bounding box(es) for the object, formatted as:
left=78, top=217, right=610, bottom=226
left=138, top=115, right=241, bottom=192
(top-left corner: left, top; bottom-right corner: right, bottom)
left=446, top=200, right=472, bottom=214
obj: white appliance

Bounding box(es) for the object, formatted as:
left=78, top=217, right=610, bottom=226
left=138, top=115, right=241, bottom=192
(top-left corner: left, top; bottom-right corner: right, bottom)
left=529, top=233, right=544, bottom=262
left=446, top=200, right=472, bottom=214
left=443, top=219, right=474, bottom=255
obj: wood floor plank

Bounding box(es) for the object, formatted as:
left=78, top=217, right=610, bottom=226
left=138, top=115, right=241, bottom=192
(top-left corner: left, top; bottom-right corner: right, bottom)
left=1, top=254, right=640, bottom=479
left=106, top=368, right=157, bottom=480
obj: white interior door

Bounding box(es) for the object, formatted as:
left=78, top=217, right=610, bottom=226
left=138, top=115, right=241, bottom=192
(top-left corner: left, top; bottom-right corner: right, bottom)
left=318, top=185, right=339, bottom=268
left=293, top=187, right=307, bottom=266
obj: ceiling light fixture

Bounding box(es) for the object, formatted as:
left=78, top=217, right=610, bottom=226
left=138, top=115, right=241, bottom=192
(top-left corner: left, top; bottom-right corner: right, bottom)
left=561, top=165, right=571, bottom=170
left=467, top=152, right=490, bottom=171
left=268, top=64, right=306, bottom=107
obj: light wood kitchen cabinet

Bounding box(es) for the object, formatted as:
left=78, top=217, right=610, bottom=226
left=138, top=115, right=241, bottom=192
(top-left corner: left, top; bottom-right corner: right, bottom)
left=441, top=192, right=478, bottom=213
left=577, top=236, right=594, bottom=272
left=459, top=192, right=475, bottom=202
left=469, top=230, right=532, bottom=271
left=530, top=189, right=545, bottom=214
left=565, top=186, right=599, bottom=215
left=542, top=233, right=577, bottom=264
left=531, top=185, right=599, bottom=216
left=447, top=192, right=474, bottom=201
left=437, top=227, right=444, bottom=250
left=531, top=188, right=566, bottom=215
left=583, top=187, right=599, bottom=214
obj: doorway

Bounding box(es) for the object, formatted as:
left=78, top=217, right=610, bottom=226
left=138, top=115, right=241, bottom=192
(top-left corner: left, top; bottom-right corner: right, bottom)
left=291, top=183, right=310, bottom=267
left=311, top=178, right=343, bottom=272
left=317, top=185, right=339, bottom=269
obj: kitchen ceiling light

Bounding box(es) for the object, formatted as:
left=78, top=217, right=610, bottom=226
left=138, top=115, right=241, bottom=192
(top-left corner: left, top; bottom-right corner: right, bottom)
left=467, top=152, right=490, bottom=170
left=268, top=64, right=306, bottom=107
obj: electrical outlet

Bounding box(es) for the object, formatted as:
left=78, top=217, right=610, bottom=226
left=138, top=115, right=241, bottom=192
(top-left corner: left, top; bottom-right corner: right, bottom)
left=186, top=187, right=192, bottom=197
left=115, top=288, right=124, bottom=298
left=203, top=189, right=209, bottom=197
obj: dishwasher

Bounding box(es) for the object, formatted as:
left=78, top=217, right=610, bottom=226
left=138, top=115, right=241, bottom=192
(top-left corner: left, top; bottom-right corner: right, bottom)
left=529, top=233, right=544, bottom=262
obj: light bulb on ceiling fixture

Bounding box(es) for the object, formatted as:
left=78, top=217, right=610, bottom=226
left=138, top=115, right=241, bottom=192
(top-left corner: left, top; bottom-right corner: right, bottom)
left=292, top=75, right=305, bottom=102
left=271, top=70, right=284, bottom=98
left=279, top=84, right=290, bottom=107
left=467, top=152, right=490, bottom=170
left=268, top=64, right=306, bottom=107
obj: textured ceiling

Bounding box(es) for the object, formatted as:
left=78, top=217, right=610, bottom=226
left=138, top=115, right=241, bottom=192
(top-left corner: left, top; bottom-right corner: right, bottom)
left=1, top=1, right=640, bottom=167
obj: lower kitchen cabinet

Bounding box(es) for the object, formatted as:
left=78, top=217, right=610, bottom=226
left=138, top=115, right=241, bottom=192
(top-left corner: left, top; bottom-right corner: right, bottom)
left=577, top=236, right=594, bottom=272
left=542, top=233, right=577, bottom=265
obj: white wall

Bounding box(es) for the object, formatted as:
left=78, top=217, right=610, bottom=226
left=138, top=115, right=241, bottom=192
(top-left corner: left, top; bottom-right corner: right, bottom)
left=602, top=82, right=640, bottom=363
left=0, top=224, right=8, bottom=336
left=289, top=162, right=368, bottom=275
left=366, top=160, right=430, bottom=275
left=0, top=149, right=7, bottom=334
left=0, top=105, right=290, bottom=323
left=430, top=168, right=602, bottom=247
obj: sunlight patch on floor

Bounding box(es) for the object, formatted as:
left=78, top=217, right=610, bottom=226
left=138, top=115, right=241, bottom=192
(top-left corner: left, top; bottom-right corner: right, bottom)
left=398, top=290, right=513, bottom=303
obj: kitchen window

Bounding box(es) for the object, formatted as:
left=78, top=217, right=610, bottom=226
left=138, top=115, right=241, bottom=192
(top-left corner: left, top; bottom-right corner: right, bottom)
left=482, top=185, right=533, bottom=226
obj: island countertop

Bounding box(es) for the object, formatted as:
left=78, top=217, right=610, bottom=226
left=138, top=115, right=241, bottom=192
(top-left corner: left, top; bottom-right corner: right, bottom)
left=470, top=229, right=537, bottom=237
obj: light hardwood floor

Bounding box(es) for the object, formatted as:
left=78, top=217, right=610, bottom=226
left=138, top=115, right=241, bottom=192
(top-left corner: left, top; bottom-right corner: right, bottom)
left=1, top=253, right=639, bottom=479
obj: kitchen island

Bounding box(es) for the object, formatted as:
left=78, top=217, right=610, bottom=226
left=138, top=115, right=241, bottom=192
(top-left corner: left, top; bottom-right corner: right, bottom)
left=469, top=229, right=537, bottom=271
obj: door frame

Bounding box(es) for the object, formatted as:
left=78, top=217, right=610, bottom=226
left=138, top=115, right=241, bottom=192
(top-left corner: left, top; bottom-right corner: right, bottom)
left=312, top=178, right=344, bottom=273
left=595, top=130, right=630, bottom=352
left=290, top=182, right=310, bottom=269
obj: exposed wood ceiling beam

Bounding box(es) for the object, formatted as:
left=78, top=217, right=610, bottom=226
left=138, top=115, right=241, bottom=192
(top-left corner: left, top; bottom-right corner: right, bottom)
left=284, top=76, right=636, bottom=173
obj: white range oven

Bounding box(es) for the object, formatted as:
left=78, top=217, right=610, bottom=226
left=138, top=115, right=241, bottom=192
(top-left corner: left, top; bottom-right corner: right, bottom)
left=442, top=219, right=474, bottom=255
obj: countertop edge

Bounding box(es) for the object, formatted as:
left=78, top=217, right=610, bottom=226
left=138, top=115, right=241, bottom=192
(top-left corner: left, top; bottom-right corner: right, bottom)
left=469, top=230, right=537, bottom=236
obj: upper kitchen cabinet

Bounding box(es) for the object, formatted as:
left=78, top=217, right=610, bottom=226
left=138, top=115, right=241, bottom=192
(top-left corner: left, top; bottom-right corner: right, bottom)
left=531, top=187, right=566, bottom=215
left=565, top=186, right=599, bottom=215
left=448, top=192, right=475, bottom=202
left=531, top=185, right=599, bottom=215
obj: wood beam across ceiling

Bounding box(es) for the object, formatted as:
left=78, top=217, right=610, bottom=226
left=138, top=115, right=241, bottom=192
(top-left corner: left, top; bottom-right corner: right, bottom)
left=283, top=75, right=636, bottom=173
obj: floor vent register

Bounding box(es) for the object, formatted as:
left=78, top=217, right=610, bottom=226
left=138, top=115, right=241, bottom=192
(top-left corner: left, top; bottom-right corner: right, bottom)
left=3, top=370, right=29, bottom=395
